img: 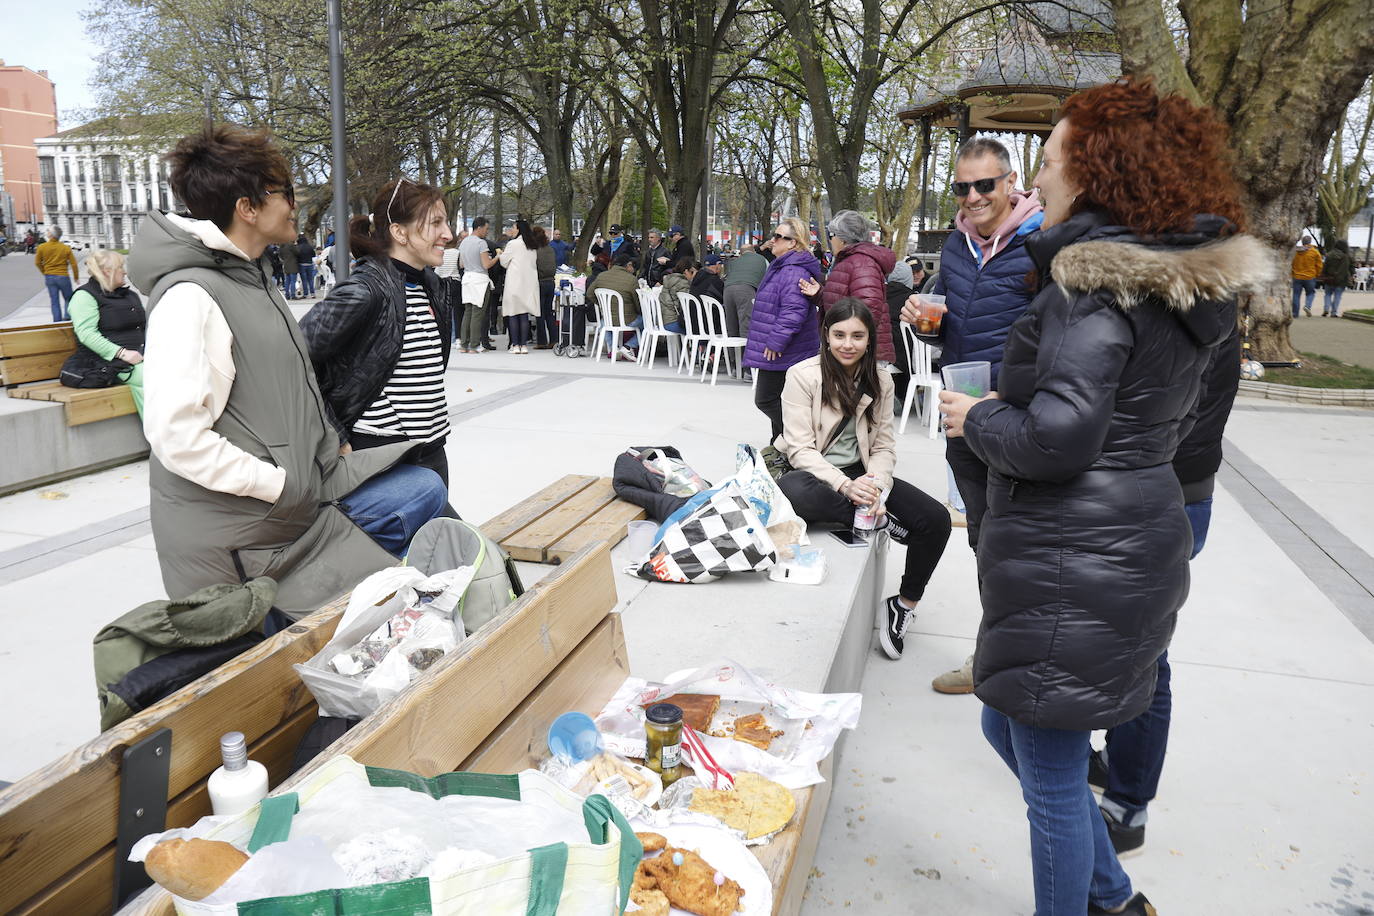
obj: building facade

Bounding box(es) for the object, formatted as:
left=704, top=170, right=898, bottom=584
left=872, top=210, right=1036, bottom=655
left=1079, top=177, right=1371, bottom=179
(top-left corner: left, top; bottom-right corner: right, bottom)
left=0, top=62, right=59, bottom=231
left=35, top=121, right=179, bottom=251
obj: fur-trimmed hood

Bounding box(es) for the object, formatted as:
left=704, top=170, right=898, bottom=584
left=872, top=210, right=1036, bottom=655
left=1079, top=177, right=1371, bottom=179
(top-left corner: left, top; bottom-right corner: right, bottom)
left=1051, top=232, right=1277, bottom=313
left=1028, top=209, right=1277, bottom=348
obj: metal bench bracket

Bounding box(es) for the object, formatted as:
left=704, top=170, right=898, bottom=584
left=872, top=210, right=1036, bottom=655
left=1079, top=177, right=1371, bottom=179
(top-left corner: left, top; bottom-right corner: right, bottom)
left=114, top=727, right=172, bottom=907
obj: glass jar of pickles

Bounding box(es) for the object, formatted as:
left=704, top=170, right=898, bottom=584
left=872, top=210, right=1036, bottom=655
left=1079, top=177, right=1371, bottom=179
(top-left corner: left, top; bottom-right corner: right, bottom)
left=643, top=702, right=686, bottom=786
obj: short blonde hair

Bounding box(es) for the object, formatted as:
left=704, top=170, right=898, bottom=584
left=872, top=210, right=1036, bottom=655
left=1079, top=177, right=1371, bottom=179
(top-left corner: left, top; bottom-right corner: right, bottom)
left=86, top=249, right=127, bottom=293
left=776, top=217, right=809, bottom=250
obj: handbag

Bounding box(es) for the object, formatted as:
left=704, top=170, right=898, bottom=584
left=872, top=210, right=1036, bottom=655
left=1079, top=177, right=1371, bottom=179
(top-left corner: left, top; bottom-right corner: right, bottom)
left=60, top=349, right=131, bottom=389
left=758, top=444, right=793, bottom=481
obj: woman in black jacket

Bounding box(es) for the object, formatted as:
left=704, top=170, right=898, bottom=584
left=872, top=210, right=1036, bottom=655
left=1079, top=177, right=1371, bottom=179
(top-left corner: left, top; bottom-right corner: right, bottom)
left=300, top=178, right=458, bottom=514
left=939, top=79, right=1273, bottom=916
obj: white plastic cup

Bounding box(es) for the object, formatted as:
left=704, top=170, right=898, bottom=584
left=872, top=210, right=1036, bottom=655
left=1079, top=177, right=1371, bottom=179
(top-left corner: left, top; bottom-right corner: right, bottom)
left=941, top=361, right=992, bottom=398
left=626, top=520, right=657, bottom=557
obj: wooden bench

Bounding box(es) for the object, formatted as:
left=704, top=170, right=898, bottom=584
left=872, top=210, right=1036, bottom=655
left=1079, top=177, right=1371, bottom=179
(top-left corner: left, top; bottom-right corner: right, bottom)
left=484, top=473, right=647, bottom=564
left=0, top=323, right=138, bottom=426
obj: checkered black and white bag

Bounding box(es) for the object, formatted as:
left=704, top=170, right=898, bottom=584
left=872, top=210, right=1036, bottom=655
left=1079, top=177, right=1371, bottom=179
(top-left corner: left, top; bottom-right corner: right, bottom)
left=634, top=481, right=778, bottom=584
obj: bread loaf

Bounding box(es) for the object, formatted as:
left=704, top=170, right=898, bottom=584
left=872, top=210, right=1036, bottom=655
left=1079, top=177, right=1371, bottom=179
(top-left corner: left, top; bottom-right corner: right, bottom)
left=144, top=837, right=249, bottom=900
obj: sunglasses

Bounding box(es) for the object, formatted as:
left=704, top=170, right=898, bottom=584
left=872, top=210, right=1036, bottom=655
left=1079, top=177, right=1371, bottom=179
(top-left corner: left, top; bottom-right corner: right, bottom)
left=264, top=183, right=296, bottom=206
left=385, top=177, right=412, bottom=225
left=952, top=170, right=1012, bottom=198
left=773, top=232, right=794, bottom=242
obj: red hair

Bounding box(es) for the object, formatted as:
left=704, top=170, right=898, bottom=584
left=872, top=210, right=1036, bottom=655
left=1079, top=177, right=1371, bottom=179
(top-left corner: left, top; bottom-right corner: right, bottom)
left=1059, top=78, right=1247, bottom=235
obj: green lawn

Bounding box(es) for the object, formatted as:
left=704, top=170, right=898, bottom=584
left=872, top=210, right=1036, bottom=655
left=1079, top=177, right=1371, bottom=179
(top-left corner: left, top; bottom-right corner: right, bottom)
left=1349, top=308, right=1374, bottom=319
left=1260, top=352, right=1374, bottom=389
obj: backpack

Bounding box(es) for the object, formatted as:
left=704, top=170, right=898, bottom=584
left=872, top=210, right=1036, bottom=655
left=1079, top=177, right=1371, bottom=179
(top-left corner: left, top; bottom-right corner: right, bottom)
left=405, top=518, right=524, bottom=633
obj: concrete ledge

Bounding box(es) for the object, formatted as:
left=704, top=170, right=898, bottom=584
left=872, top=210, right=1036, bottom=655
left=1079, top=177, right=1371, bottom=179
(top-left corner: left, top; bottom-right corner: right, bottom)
left=1237, top=379, right=1374, bottom=408
left=1341, top=312, right=1374, bottom=325
left=0, top=398, right=148, bottom=495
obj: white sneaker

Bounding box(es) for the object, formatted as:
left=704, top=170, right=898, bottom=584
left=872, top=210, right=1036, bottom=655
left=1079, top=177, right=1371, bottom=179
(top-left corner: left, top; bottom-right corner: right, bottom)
left=617, top=346, right=636, bottom=362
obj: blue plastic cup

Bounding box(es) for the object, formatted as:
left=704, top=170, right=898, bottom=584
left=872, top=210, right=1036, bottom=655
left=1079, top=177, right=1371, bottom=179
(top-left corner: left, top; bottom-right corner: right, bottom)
left=547, top=712, right=604, bottom=762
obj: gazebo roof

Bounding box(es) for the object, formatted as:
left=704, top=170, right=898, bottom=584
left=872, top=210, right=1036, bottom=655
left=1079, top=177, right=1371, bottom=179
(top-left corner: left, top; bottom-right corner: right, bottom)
left=897, top=18, right=1119, bottom=132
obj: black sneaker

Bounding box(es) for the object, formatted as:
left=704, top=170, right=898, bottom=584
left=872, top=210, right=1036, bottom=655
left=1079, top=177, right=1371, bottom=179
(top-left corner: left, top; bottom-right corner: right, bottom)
left=1100, top=805, right=1146, bottom=857
left=878, top=595, right=912, bottom=660
left=1088, top=747, right=1109, bottom=792
left=1088, top=891, right=1157, bottom=915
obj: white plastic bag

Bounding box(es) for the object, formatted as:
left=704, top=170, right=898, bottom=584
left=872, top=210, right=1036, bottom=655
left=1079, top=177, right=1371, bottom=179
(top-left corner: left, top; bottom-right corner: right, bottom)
left=721, top=444, right=807, bottom=547
left=594, top=660, right=861, bottom=789
left=295, top=566, right=474, bottom=717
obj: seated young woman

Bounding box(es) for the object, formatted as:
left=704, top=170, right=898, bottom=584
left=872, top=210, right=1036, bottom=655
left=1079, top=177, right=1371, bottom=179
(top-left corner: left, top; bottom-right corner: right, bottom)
left=775, top=297, right=952, bottom=660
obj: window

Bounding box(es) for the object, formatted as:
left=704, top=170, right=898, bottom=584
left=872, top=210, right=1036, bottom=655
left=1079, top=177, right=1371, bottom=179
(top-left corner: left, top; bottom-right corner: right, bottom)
left=65, top=190, right=73, bottom=210
left=38, top=157, right=55, bottom=182
left=43, top=187, right=58, bottom=208
left=105, top=187, right=121, bottom=207
left=77, top=162, right=86, bottom=183
left=93, top=162, right=102, bottom=183
left=68, top=217, right=76, bottom=234
left=102, top=155, right=120, bottom=180
left=82, top=217, right=90, bottom=234
left=80, top=190, right=88, bottom=210
left=63, top=160, right=71, bottom=183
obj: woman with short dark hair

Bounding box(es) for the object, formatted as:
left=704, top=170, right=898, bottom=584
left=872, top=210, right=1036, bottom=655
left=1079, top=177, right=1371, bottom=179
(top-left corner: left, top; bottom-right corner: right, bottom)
left=938, top=77, right=1272, bottom=916
left=301, top=178, right=458, bottom=511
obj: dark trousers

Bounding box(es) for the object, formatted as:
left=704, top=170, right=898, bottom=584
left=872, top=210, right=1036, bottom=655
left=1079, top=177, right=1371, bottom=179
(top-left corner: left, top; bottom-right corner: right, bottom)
left=778, top=464, right=951, bottom=601
left=349, top=431, right=460, bottom=519
left=509, top=314, right=531, bottom=346
left=536, top=280, right=556, bottom=345
left=1100, top=497, right=1212, bottom=826
left=754, top=368, right=789, bottom=442
left=946, top=435, right=989, bottom=551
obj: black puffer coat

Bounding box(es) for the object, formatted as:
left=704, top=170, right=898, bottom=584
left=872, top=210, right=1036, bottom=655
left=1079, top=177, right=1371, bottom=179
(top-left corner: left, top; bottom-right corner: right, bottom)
left=299, top=256, right=452, bottom=438
left=963, top=209, right=1274, bottom=730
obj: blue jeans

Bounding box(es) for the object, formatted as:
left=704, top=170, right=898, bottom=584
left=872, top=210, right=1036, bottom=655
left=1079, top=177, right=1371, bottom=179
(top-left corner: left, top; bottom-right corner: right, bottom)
left=298, top=264, right=316, bottom=296
left=983, top=707, right=1134, bottom=914
left=605, top=315, right=643, bottom=350
left=338, top=464, right=447, bottom=556
left=1322, top=284, right=1344, bottom=316
left=1100, top=497, right=1213, bottom=827
left=1291, top=278, right=1317, bottom=316
left=45, top=275, right=74, bottom=321
left=284, top=272, right=298, bottom=298
left=664, top=320, right=684, bottom=334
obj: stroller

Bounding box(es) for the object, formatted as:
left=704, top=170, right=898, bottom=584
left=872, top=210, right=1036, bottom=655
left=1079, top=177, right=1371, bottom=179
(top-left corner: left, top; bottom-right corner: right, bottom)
left=552, top=268, right=586, bottom=357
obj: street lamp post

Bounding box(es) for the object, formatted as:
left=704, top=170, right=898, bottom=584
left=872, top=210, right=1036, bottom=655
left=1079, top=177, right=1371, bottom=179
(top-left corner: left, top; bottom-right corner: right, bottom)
left=327, top=0, right=350, bottom=281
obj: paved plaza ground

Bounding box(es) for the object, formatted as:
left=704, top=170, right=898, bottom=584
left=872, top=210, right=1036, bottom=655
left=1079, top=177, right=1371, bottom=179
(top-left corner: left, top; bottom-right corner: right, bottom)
left=1, top=257, right=1372, bottom=913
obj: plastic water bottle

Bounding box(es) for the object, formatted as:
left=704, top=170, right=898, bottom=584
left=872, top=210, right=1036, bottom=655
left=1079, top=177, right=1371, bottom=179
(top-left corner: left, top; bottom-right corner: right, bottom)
left=852, top=476, right=887, bottom=540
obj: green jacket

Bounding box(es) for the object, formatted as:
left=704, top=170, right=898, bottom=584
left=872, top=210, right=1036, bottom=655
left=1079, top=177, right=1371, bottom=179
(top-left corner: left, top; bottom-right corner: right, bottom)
left=1322, top=248, right=1353, bottom=287
left=94, top=578, right=276, bottom=730
left=659, top=271, right=691, bottom=326
left=586, top=265, right=641, bottom=323
left=725, top=250, right=768, bottom=289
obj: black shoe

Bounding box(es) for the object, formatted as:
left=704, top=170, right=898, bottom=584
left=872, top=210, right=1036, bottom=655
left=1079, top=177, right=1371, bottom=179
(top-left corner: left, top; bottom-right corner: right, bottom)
left=1088, top=747, right=1109, bottom=792
left=1099, top=805, right=1145, bottom=857
left=878, top=595, right=912, bottom=660
left=481, top=341, right=497, bottom=351
left=1088, top=891, right=1157, bottom=915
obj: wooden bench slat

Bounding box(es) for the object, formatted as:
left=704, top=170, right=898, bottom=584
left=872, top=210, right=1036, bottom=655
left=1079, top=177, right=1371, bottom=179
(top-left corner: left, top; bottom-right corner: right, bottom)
left=0, top=597, right=347, bottom=915
left=502, top=479, right=618, bottom=562
left=60, top=388, right=138, bottom=426
left=480, top=473, right=599, bottom=544
left=0, top=325, right=75, bottom=358
left=7, top=381, right=66, bottom=400
left=547, top=498, right=646, bottom=564
left=0, top=351, right=67, bottom=386
left=461, top=613, right=629, bottom=773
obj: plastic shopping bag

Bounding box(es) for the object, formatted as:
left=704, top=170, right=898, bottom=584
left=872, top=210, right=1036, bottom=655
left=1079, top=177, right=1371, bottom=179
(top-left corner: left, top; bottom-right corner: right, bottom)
left=633, top=447, right=709, bottom=498
left=633, top=481, right=777, bottom=584
left=721, top=443, right=807, bottom=547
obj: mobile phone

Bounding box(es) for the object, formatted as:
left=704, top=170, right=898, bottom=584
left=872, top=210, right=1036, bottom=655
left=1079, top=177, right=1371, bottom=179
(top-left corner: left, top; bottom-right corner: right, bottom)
left=829, top=529, right=870, bottom=548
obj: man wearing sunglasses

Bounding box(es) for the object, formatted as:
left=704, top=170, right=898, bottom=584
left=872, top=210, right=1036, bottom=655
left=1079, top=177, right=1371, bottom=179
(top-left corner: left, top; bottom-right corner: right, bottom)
left=902, top=136, right=1043, bottom=695
left=129, top=125, right=446, bottom=623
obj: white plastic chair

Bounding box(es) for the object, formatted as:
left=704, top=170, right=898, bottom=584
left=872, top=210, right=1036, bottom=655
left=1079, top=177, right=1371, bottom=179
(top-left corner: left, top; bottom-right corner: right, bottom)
left=636, top=287, right=682, bottom=370
left=590, top=289, right=637, bottom=363
left=697, top=295, right=749, bottom=384
left=676, top=292, right=713, bottom=375
left=898, top=322, right=943, bottom=438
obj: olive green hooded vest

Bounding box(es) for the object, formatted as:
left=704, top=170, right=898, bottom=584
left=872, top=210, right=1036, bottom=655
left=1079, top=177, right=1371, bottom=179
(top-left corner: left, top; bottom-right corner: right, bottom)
left=128, top=212, right=411, bottom=619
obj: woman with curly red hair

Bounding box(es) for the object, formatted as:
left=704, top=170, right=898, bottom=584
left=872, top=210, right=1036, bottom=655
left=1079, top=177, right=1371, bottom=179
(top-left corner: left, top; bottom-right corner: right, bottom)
left=939, top=78, right=1275, bottom=915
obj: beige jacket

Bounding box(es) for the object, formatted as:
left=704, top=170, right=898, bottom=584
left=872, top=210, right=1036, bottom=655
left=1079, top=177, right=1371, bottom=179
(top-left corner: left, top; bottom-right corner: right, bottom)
left=774, top=355, right=896, bottom=493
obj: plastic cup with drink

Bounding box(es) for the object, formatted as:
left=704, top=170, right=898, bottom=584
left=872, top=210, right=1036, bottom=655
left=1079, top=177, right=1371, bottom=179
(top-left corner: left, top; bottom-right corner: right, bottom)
left=941, top=361, right=992, bottom=398
left=851, top=474, right=889, bottom=541
left=913, top=294, right=947, bottom=337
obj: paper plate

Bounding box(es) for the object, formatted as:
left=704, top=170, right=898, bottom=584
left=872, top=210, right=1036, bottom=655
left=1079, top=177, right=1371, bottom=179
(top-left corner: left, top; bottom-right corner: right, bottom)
left=626, top=819, right=773, bottom=915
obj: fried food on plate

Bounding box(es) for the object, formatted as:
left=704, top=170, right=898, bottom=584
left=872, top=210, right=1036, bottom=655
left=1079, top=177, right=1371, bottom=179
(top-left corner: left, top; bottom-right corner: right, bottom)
left=639, top=845, right=745, bottom=916
left=636, top=831, right=668, bottom=853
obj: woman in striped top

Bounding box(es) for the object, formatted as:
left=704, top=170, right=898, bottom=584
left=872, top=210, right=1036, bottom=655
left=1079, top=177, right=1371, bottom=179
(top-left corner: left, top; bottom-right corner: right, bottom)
left=300, top=178, right=459, bottom=513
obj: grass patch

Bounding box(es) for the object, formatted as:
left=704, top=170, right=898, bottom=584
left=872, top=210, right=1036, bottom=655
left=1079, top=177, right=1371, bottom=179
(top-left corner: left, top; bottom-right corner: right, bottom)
left=1259, top=352, right=1374, bottom=389
left=1349, top=308, right=1374, bottom=318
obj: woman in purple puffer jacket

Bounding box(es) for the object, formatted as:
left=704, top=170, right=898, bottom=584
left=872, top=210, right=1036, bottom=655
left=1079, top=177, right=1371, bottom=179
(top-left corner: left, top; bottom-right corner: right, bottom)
left=744, top=217, right=823, bottom=440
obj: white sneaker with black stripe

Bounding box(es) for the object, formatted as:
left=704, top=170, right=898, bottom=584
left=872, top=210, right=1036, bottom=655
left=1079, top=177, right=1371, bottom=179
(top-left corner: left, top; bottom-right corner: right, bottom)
left=879, top=595, right=913, bottom=660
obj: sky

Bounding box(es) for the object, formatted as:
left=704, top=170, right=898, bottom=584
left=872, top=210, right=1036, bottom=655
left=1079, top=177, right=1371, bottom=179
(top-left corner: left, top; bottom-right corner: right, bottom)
left=3, top=0, right=101, bottom=129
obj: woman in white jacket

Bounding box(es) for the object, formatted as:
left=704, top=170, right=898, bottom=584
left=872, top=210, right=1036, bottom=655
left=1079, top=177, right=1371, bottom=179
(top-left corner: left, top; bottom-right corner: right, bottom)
left=499, top=219, right=541, bottom=353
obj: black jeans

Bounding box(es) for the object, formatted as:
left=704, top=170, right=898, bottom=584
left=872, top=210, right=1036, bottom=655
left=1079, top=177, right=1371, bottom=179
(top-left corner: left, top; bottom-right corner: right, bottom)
left=754, top=368, right=789, bottom=442
left=536, top=280, right=556, bottom=345
left=349, top=431, right=460, bottom=519
left=778, top=463, right=951, bottom=601
left=946, top=434, right=989, bottom=551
